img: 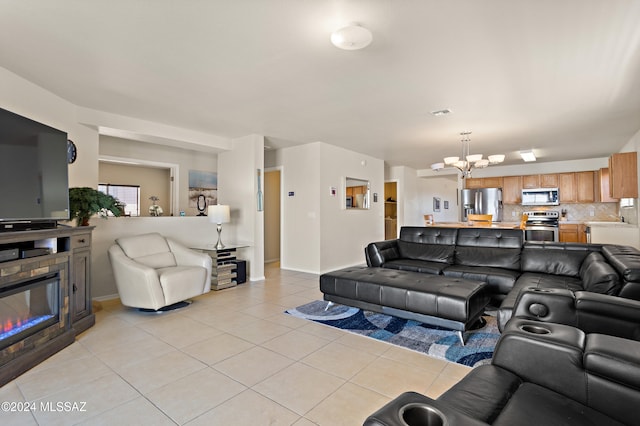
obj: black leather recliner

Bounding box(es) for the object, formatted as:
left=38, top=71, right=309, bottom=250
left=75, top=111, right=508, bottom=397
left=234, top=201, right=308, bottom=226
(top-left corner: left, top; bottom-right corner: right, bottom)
left=364, top=318, right=640, bottom=426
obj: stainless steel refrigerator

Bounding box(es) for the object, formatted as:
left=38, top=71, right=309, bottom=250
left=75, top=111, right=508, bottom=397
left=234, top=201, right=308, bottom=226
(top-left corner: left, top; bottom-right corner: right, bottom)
left=460, top=188, right=503, bottom=222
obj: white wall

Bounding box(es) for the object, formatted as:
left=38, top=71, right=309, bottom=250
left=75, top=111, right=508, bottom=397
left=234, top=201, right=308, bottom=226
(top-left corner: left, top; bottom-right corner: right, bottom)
left=419, top=175, right=459, bottom=223
left=274, top=142, right=384, bottom=274
left=319, top=143, right=385, bottom=272
left=388, top=166, right=458, bottom=227
left=217, top=134, right=265, bottom=281
left=1, top=67, right=99, bottom=187
left=277, top=143, right=322, bottom=272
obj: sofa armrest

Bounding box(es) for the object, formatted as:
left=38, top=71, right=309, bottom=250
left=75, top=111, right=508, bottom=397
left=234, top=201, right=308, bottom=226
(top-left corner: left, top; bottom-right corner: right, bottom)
left=493, top=319, right=588, bottom=404
left=365, top=240, right=400, bottom=267
left=513, top=289, right=640, bottom=340
left=512, top=287, right=579, bottom=326
left=364, top=391, right=488, bottom=426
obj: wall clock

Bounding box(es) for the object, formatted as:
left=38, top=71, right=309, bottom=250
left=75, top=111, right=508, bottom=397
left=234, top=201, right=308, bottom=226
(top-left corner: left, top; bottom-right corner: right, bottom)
left=67, top=139, right=77, bottom=164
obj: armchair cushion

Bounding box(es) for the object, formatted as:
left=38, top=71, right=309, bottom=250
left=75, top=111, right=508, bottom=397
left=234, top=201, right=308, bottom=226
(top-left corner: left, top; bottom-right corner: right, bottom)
left=116, top=233, right=177, bottom=269
left=108, top=233, right=211, bottom=311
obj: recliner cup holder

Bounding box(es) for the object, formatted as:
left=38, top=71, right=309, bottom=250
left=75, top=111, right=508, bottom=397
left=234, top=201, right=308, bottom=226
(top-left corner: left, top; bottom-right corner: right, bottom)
left=520, top=324, right=551, bottom=335
left=530, top=288, right=553, bottom=293
left=400, top=403, right=448, bottom=426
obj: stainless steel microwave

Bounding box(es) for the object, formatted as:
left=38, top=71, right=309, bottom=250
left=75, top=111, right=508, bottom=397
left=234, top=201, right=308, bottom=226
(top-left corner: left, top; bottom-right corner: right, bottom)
left=521, top=188, right=559, bottom=206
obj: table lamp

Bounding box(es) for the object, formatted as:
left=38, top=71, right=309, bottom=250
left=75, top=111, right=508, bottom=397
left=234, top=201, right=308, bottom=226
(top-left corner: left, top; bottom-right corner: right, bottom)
left=208, top=204, right=230, bottom=249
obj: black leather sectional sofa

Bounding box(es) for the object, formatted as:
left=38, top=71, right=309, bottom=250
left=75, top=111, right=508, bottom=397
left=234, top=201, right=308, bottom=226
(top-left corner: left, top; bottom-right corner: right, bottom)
left=363, top=226, right=640, bottom=337
left=365, top=317, right=640, bottom=426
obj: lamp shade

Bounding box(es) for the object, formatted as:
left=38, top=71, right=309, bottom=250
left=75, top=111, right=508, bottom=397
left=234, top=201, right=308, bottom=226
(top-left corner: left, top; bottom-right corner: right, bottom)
left=208, top=205, right=230, bottom=224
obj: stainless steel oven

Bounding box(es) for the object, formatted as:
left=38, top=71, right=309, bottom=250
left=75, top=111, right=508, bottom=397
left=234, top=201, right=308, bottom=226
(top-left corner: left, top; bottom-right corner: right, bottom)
left=523, top=210, right=559, bottom=242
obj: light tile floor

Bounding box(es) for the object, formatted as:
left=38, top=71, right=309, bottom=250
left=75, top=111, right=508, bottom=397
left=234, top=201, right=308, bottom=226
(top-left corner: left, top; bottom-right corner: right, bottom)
left=0, top=263, right=470, bottom=425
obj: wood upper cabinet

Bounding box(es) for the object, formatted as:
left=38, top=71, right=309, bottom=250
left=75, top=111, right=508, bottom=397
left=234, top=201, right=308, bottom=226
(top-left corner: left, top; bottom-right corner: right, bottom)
left=540, top=174, right=559, bottom=188
left=609, top=152, right=638, bottom=198
left=522, top=175, right=539, bottom=189
left=464, top=178, right=484, bottom=189
left=575, top=171, right=595, bottom=203
left=597, top=168, right=618, bottom=202
left=465, top=177, right=503, bottom=189
left=558, top=173, right=577, bottom=203
left=502, top=176, right=522, bottom=204
left=522, top=174, right=558, bottom=188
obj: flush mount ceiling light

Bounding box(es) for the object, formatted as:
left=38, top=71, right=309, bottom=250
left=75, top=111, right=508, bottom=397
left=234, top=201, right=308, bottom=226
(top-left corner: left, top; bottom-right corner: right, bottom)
left=519, top=150, right=537, bottom=162
left=331, top=23, right=372, bottom=50
left=430, top=132, right=505, bottom=178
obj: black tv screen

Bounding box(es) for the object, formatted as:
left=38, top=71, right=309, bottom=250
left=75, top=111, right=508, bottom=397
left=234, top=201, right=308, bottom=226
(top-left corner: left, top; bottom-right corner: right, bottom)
left=0, top=107, right=69, bottom=223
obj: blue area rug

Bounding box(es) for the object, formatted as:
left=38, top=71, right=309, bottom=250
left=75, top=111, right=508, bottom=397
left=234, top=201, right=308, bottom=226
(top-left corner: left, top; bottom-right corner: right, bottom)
left=286, top=300, right=499, bottom=367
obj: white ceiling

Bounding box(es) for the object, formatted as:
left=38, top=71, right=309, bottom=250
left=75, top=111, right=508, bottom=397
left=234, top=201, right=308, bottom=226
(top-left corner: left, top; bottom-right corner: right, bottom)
left=2, top=1, right=640, bottom=170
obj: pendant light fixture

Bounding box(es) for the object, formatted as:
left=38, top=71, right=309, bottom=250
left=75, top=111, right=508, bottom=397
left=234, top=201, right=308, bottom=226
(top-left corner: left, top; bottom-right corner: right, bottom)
left=430, top=132, right=505, bottom=178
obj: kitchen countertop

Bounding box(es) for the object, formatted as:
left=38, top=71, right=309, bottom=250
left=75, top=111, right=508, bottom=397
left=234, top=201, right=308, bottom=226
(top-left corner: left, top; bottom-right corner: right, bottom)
left=585, top=221, right=638, bottom=228
left=425, top=222, right=522, bottom=229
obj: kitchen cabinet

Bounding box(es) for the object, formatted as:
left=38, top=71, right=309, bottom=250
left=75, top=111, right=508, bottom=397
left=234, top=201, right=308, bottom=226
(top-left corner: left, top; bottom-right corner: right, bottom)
left=609, top=152, right=638, bottom=198
left=502, top=176, right=522, bottom=204
left=578, top=224, right=588, bottom=243
left=597, top=168, right=618, bottom=202
left=559, top=224, right=578, bottom=242
left=522, top=174, right=558, bottom=189
left=522, top=175, right=539, bottom=189
left=540, top=174, right=559, bottom=188
left=465, top=177, right=503, bottom=189
left=558, top=173, right=577, bottom=203
left=575, top=171, right=595, bottom=203
left=560, top=223, right=588, bottom=243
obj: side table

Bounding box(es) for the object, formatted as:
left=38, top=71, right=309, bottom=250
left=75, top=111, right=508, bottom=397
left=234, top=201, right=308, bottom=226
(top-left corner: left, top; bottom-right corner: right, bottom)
left=191, top=244, right=248, bottom=290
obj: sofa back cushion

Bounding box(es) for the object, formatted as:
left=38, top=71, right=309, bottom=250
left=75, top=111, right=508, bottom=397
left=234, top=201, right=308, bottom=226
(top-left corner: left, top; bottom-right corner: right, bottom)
left=116, top=233, right=177, bottom=269
left=399, top=226, right=458, bottom=245
left=397, top=240, right=455, bottom=264
left=579, top=252, right=621, bottom=295
left=454, top=228, right=523, bottom=270
left=521, top=243, right=592, bottom=277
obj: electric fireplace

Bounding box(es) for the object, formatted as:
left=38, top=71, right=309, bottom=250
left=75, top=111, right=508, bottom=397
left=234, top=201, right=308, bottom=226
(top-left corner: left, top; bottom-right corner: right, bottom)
left=0, top=274, right=60, bottom=350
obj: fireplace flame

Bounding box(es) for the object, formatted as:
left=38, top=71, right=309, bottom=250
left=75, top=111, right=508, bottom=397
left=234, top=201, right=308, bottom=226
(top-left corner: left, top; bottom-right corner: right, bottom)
left=3, top=316, right=28, bottom=333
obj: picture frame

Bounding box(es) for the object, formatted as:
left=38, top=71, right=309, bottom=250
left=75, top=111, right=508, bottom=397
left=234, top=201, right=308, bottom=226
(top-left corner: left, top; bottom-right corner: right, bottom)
left=433, top=197, right=441, bottom=212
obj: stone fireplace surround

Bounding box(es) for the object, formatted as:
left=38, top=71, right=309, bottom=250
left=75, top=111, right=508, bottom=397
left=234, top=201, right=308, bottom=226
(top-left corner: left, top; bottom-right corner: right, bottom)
left=0, top=227, right=92, bottom=386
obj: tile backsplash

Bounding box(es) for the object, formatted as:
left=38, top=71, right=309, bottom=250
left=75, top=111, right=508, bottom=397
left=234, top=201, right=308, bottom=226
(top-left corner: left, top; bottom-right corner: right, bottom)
left=504, top=202, right=621, bottom=222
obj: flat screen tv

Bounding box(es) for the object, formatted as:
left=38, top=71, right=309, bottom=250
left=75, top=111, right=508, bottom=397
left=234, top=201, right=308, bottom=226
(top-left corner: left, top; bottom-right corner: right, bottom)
left=0, top=107, right=69, bottom=230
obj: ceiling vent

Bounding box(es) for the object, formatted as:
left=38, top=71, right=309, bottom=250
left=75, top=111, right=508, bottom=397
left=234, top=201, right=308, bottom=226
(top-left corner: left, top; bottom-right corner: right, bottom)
left=430, top=109, right=452, bottom=116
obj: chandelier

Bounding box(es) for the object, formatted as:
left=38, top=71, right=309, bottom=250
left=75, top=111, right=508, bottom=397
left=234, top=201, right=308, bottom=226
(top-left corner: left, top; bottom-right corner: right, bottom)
left=430, top=132, right=505, bottom=179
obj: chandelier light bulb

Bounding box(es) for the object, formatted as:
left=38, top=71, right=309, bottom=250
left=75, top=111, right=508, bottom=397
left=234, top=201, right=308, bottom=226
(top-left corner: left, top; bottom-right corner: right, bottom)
left=433, top=132, right=505, bottom=178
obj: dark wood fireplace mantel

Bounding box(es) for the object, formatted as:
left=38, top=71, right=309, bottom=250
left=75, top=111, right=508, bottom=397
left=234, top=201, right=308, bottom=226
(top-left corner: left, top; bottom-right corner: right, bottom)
left=0, top=226, right=94, bottom=386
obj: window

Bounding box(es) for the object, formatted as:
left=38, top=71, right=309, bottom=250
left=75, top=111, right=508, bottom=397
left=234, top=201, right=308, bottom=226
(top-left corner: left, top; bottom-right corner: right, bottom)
left=98, top=184, right=140, bottom=216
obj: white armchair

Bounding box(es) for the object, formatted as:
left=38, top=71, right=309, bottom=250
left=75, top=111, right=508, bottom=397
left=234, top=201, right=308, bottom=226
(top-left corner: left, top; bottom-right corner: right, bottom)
left=108, top=233, right=212, bottom=311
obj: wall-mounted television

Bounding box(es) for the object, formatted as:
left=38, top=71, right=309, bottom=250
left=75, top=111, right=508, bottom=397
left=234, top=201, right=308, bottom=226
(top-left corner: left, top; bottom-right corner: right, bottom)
left=0, top=107, right=69, bottom=231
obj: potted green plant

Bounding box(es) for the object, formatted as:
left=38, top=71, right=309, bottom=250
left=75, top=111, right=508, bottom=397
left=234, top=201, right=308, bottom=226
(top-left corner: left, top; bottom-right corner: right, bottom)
left=69, top=187, right=123, bottom=226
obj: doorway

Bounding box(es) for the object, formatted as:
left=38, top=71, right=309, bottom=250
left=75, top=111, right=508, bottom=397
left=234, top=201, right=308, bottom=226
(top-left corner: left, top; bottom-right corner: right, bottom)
left=264, top=169, right=281, bottom=264
left=384, top=181, right=398, bottom=239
